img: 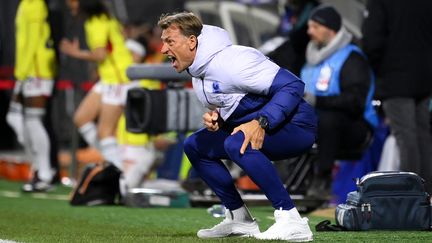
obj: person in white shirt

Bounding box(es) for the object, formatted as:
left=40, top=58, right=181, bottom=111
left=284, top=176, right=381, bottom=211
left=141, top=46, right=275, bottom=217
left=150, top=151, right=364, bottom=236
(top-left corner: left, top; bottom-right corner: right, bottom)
left=158, top=12, right=317, bottom=241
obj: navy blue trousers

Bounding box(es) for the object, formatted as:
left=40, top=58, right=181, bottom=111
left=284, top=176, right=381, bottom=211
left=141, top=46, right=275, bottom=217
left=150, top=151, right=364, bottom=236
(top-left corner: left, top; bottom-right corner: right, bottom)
left=184, top=119, right=315, bottom=210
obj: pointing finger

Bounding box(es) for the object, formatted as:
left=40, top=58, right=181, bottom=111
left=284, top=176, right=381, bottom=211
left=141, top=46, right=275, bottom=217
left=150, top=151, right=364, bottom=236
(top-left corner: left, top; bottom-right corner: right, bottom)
left=240, top=139, right=249, bottom=155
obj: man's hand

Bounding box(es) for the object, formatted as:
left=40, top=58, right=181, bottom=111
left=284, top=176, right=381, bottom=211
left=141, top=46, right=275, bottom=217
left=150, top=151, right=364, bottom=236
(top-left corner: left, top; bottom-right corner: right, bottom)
left=203, top=110, right=220, bottom=131
left=231, top=120, right=265, bottom=154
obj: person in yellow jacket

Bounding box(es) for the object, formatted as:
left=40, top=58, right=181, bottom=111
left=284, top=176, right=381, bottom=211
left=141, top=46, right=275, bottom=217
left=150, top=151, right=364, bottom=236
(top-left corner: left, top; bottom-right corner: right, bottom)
left=6, top=0, right=57, bottom=192
left=61, top=0, right=132, bottom=171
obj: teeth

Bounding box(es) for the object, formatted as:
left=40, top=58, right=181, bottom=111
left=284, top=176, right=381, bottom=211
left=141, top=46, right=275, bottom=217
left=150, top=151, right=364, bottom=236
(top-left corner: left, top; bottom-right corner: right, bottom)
left=168, top=56, right=176, bottom=63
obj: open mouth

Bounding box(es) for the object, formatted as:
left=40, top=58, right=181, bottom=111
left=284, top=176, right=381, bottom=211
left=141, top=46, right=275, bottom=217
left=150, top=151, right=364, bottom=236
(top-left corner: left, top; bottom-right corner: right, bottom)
left=168, top=55, right=177, bottom=68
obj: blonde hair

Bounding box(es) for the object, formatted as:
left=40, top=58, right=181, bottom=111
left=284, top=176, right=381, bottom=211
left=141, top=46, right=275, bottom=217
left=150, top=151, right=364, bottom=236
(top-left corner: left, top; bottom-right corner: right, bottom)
left=158, top=12, right=203, bottom=37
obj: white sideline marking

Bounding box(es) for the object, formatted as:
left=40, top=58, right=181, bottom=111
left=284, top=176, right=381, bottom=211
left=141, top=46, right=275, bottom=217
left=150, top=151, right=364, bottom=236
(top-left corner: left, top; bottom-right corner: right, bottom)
left=0, top=191, right=20, bottom=198
left=0, top=240, right=20, bottom=243
left=32, top=193, right=69, bottom=201
left=0, top=190, right=68, bottom=201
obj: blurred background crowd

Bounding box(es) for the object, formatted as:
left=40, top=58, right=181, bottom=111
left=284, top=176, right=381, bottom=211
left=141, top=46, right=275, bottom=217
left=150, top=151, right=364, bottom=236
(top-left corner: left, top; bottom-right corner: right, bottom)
left=0, top=0, right=431, bottom=208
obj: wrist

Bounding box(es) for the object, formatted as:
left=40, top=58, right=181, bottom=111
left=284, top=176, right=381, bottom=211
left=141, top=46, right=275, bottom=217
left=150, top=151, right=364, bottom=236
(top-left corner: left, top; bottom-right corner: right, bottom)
left=254, top=115, right=269, bottom=130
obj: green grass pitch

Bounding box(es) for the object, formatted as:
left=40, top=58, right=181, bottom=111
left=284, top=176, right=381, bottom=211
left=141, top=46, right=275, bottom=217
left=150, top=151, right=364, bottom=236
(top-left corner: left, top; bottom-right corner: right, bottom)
left=0, top=179, right=431, bottom=242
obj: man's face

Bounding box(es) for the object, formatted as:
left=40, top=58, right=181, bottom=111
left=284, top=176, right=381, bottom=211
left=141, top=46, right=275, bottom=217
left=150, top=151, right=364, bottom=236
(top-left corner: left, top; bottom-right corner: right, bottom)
left=307, top=20, right=335, bottom=47
left=160, top=24, right=197, bottom=72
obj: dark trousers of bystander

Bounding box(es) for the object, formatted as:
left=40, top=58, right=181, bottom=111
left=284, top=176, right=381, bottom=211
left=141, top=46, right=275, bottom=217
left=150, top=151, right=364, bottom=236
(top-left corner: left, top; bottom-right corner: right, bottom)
left=383, top=97, right=432, bottom=193
left=316, top=110, right=371, bottom=175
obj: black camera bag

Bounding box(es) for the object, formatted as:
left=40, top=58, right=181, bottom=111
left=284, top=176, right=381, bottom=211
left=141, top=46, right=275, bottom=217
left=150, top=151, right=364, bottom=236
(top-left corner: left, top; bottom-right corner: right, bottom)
left=335, top=171, right=431, bottom=230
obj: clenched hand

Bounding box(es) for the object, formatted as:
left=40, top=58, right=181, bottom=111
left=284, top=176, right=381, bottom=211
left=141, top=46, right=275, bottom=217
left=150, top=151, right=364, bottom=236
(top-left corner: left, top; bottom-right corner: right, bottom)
left=203, top=110, right=220, bottom=131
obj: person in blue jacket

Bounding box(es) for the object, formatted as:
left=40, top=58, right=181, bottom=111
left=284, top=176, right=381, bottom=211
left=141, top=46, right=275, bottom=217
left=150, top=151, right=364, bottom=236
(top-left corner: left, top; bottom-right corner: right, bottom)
left=300, top=6, right=378, bottom=198
left=158, top=12, right=317, bottom=241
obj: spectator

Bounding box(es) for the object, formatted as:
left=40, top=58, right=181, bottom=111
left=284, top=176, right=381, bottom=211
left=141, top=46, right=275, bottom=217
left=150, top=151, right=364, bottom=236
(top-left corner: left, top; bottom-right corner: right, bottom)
left=6, top=0, right=57, bottom=192
left=265, top=0, right=319, bottom=75
left=300, top=5, right=378, bottom=198
left=60, top=0, right=132, bottom=171
left=362, top=0, right=432, bottom=193
left=158, top=12, right=316, bottom=241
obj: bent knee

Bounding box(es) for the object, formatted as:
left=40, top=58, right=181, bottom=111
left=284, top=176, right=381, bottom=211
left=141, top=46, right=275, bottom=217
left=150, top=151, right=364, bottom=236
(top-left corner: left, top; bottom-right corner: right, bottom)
left=183, top=134, right=197, bottom=157
left=224, top=132, right=244, bottom=157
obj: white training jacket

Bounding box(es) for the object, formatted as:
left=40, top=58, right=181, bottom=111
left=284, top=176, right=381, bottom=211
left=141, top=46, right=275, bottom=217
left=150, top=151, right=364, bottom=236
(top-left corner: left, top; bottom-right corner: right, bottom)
left=187, top=25, right=280, bottom=121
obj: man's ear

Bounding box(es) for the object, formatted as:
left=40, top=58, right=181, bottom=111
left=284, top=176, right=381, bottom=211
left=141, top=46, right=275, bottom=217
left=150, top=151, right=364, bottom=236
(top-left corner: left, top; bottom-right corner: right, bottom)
left=189, top=35, right=198, bottom=51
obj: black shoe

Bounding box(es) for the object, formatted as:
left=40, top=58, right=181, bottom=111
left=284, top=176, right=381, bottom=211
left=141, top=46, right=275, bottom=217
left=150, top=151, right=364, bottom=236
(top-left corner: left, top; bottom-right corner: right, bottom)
left=22, top=172, right=55, bottom=193
left=306, top=173, right=332, bottom=199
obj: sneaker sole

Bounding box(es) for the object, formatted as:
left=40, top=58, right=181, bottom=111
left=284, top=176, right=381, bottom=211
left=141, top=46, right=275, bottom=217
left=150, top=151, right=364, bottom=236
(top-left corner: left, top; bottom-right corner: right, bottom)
left=232, top=224, right=260, bottom=236
left=282, top=234, right=313, bottom=242
left=255, top=233, right=313, bottom=242
left=197, top=223, right=260, bottom=238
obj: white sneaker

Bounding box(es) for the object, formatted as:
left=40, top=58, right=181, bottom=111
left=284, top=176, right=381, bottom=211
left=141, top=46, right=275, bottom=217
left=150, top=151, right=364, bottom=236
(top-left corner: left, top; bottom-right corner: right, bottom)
left=197, top=209, right=260, bottom=238
left=255, top=209, right=313, bottom=242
